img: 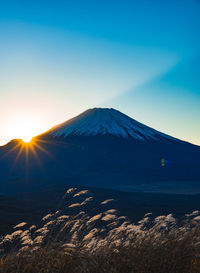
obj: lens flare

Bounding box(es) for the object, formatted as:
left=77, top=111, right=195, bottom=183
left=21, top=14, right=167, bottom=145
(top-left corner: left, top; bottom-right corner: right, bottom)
left=161, top=158, right=172, bottom=167
left=161, top=158, right=166, bottom=167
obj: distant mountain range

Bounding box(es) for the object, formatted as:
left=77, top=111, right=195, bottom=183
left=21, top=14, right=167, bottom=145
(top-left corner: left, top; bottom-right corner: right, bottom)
left=0, top=108, right=200, bottom=194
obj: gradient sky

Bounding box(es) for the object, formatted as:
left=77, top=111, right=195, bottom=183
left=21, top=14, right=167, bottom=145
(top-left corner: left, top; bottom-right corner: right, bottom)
left=0, top=0, right=199, bottom=145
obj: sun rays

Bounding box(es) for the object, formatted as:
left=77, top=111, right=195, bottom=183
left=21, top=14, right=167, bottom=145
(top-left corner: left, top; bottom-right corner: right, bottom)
left=1, top=138, right=55, bottom=173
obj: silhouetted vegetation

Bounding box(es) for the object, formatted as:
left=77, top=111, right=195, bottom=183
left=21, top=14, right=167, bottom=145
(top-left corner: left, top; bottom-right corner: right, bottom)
left=1, top=188, right=200, bottom=273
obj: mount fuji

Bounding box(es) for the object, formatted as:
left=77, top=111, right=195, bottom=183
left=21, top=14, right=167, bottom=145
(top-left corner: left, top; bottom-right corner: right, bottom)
left=43, top=108, right=181, bottom=142
left=0, top=108, right=200, bottom=194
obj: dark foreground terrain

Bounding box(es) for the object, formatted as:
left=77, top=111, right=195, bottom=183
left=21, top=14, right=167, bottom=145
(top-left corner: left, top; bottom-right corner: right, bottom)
left=1, top=184, right=200, bottom=235
left=1, top=187, right=200, bottom=273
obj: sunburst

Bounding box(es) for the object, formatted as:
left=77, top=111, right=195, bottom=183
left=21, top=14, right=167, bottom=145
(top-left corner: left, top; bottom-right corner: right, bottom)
left=2, top=138, right=55, bottom=173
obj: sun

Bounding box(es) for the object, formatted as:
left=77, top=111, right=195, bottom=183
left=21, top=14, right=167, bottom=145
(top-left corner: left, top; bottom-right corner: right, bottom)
left=3, top=116, right=46, bottom=145
left=22, top=136, right=33, bottom=143
left=10, top=120, right=36, bottom=143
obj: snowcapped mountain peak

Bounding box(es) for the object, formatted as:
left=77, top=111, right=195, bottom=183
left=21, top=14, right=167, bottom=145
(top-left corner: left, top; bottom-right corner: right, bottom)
left=44, top=107, right=179, bottom=142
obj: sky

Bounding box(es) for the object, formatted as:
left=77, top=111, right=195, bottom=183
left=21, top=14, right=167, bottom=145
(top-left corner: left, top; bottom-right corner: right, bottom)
left=0, top=0, right=199, bottom=145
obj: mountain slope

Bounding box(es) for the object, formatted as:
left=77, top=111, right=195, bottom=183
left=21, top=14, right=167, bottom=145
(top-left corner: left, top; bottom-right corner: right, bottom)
left=0, top=108, right=199, bottom=194
left=44, top=108, right=182, bottom=143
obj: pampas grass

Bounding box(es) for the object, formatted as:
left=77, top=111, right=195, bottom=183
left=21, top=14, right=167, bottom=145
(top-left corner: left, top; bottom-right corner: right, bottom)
left=1, top=188, right=200, bottom=273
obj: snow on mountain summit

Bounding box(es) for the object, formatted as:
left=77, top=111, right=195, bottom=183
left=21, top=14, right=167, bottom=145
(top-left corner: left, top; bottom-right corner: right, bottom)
left=45, top=108, right=179, bottom=142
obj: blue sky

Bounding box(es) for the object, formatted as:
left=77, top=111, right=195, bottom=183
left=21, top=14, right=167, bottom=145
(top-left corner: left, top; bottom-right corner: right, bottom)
left=0, top=0, right=199, bottom=144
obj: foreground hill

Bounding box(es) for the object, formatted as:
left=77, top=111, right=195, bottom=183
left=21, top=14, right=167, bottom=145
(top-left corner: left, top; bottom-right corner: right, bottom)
left=0, top=108, right=199, bottom=194
left=1, top=184, right=200, bottom=235
left=1, top=187, right=200, bottom=273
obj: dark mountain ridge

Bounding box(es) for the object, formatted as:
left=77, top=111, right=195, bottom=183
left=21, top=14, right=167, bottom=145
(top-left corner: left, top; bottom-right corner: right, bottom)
left=0, top=108, right=199, bottom=195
